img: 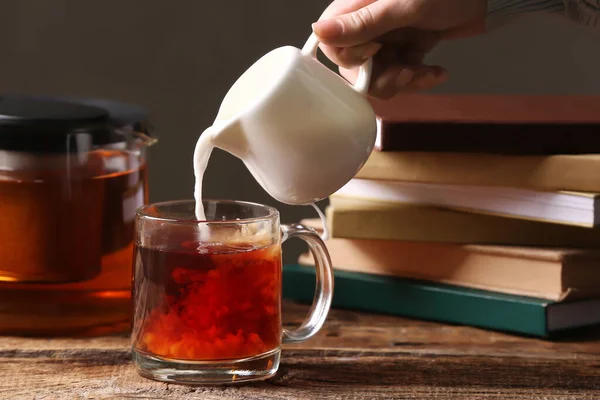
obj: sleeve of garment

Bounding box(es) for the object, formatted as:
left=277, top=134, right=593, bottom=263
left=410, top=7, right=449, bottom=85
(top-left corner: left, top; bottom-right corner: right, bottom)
left=487, top=0, right=600, bottom=28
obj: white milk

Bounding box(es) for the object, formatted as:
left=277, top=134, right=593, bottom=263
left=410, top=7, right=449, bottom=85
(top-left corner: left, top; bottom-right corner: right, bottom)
left=192, top=128, right=328, bottom=240
left=193, top=127, right=215, bottom=222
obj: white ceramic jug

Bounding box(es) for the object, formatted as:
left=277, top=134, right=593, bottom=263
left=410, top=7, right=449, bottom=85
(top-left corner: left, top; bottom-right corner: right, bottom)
left=206, top=33, right=377, bottom=205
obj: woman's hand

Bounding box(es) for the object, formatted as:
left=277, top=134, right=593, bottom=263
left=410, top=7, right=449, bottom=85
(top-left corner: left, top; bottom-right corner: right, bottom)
left=312, top=0, right=487, bottom=98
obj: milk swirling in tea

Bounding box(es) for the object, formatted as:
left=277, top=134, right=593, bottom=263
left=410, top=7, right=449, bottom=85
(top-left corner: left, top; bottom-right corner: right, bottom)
left=132, top=239, right=282, bottom=361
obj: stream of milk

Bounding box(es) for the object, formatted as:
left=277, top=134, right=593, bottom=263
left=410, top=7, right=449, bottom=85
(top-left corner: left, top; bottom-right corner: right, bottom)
left=193, top=127, right=214, bottom=222
left=193, top=127, right=328, bottom=241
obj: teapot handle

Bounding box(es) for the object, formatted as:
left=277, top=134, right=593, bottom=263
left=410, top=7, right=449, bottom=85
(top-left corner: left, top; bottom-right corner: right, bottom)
left=301, top=32, right=373, bottom=95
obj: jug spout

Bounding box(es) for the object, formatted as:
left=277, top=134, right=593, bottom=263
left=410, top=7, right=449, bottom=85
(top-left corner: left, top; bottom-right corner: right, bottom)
left=206, top=119, right=247, bottom=159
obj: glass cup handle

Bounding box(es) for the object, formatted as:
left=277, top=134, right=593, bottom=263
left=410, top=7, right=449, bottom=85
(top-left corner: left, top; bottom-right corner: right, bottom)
left=280, top=223, right=334, bottom=344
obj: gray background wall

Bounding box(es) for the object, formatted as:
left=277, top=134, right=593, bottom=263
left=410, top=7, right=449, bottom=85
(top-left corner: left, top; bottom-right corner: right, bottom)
left=1, top=1, right=599, bottom=262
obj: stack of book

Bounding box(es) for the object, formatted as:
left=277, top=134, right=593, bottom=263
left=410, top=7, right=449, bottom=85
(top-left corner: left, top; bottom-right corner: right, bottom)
left=283, top=94, right=600, bottom=338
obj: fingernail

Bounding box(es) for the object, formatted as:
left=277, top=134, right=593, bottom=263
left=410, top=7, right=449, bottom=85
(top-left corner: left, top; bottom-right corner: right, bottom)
left=345, top=42, right=382, bottom=61
left=422, top=71, right=439, bottom=86
left=414, top=71, right=440, bottom=90
left=395, top=69, right=415, bottom=88
left=312, top=19, right=344, bottom=39
left=374, top=73, right=396, bottom=93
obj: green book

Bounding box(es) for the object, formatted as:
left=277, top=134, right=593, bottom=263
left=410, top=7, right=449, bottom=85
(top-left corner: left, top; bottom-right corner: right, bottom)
left=282, top=264, right=600, bottom=337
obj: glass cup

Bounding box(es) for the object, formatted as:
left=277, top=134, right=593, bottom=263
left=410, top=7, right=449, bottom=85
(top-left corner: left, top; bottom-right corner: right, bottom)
left=131, top=199, right=334, bottom=384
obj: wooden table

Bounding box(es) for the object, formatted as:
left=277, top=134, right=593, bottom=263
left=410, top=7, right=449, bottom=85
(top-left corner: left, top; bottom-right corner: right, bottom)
left=1, top=301, right=600, bottom=399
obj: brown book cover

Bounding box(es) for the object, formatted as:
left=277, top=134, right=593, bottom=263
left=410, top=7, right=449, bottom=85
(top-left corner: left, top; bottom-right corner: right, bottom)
left=355, top=151, right=600, bottom=193
left=325, top=196, right=600, bottom=248
left=298, top=219, right=600, bottom=301
left=370, top=94, right=600, bottom=154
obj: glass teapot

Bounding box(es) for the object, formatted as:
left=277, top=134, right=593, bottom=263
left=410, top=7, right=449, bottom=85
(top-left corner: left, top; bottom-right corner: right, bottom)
left=0, top=94, right=155, bottom=335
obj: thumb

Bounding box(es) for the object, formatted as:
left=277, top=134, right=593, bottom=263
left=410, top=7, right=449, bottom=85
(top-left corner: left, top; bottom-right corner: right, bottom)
left=312, top=0, right=409, bottom=46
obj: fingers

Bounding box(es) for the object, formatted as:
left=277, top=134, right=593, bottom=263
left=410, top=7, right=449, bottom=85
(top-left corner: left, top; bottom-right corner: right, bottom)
left=311, top=1, right=448, bottom=98
left=370, top=67, right=416, bottom=98
left=402, top=65, right=448, bottom=93
left=313, top=0, right=412, bottom=46
left=319, top=41, right=383, bottom=69
left=319, top=0, right=379, bottom=20
left=318, top=27, right=440, bottom=70
left=340, top=64, right=448, bottom=99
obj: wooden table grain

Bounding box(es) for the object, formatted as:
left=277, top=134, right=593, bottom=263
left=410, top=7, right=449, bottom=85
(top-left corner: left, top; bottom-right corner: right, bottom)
left=2, top=301, right=600, bottom=399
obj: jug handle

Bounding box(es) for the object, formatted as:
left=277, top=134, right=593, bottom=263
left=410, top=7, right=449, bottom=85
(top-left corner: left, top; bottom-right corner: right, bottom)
left=301, top=32, right=373, bottom=95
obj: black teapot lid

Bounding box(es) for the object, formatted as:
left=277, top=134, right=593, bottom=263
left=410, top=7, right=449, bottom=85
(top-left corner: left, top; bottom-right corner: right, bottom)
left=46, top=95, right=150, bottom=133
left=0, top=95, right=148, bottom=153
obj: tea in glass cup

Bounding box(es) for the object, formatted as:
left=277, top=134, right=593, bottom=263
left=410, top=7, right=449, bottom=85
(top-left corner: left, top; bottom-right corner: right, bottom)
left=131, top=199, right=333, bottom=384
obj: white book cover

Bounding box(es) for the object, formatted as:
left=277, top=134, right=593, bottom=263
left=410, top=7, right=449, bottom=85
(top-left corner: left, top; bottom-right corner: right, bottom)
left=334, top=179, right=600, bottom=227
